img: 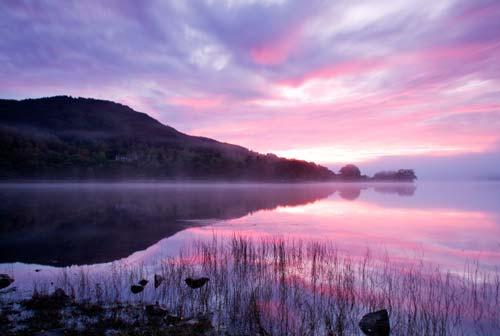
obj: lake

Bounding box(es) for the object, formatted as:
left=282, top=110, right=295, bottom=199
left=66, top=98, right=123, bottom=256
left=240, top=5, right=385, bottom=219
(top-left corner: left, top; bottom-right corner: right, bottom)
left=1, top=181, right=499, bottom=270
left=1, top=182, right=499, bottom=334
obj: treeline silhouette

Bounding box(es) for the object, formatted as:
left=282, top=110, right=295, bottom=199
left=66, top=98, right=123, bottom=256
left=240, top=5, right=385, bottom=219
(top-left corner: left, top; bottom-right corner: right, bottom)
left=0, top=96, right=416, bottom=181
left=0, top=96, right=333, bottom=180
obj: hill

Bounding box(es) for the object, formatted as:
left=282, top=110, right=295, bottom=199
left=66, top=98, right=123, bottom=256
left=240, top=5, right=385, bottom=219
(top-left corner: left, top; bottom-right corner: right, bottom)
left=0, top=96, right=335, bottom=180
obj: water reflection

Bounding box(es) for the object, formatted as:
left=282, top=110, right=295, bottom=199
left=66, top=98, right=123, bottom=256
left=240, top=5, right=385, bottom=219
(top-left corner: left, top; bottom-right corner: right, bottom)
left=0, top=183, right=337, bottom=266
left=1, top=182, right=498, bottom=335
left=1, top=182, right=498, bottom=272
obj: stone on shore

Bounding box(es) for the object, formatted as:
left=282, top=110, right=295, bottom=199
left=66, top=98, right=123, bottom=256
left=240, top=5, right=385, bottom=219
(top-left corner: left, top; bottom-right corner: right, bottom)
left=0, top=274, right=14, bottom=289
left=185, top=277, right=209, bottom=289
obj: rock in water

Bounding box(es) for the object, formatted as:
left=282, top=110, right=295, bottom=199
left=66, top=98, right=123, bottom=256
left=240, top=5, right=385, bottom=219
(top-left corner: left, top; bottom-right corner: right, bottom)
left=185, top=277, right=209, bottom=289
left=146, top=303, right=168, bottom=317
left=139, top=279, right=148, bottom=287
left=130, top=284, right=144, bottom=294
left=359, top=309, right=390, bottom=336
left=0, top=274, right=14, bottom=289
left=154, top=274, right=164, bottom=289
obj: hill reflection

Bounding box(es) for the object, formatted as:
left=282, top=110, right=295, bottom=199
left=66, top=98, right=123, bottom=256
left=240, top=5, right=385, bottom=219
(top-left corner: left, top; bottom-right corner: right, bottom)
left=0, top=183, right=415, bottom=266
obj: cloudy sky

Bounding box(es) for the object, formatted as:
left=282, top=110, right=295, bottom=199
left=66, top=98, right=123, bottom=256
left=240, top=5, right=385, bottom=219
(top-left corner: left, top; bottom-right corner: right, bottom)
left=1, top=0, right=500, bottom=178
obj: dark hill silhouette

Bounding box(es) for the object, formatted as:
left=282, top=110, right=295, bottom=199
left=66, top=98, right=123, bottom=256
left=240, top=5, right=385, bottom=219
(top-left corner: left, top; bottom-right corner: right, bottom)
left=0, top=96, right=334, bottom=180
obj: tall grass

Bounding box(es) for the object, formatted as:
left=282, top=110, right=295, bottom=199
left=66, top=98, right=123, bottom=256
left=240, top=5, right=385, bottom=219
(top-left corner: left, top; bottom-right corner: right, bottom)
left=28, top=236, right=500, bottom=335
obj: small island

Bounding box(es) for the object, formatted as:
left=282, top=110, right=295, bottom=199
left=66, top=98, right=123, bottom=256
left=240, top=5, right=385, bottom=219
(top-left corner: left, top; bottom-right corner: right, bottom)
left=336, top=163, right=417, bottom=182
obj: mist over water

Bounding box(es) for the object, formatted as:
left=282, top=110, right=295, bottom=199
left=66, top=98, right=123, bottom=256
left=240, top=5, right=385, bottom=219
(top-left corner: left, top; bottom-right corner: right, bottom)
left=0, top=181, right=499, bottom=271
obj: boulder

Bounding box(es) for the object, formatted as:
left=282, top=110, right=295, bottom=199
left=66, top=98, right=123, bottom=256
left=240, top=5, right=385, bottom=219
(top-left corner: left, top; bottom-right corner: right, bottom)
left=185, top=277, right=209, bottom=289
left=359, top=309, right=390, bottom=336
left=0, top=274, right=14, bottom=289
left=154, top=274, right=164, bottom=288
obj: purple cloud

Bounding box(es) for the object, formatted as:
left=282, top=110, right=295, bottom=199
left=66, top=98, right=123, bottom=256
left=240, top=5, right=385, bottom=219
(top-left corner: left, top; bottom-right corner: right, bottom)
left=1, top=0, right=500, bottom=178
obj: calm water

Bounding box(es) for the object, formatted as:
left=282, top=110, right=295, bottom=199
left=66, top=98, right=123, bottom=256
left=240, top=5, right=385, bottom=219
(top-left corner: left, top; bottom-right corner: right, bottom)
left=0, top=181, right=499, bottom=290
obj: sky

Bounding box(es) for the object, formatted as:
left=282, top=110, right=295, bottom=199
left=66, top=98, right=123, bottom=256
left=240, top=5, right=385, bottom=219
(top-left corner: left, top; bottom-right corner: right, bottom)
left=1, top=0, right=500, bottom=179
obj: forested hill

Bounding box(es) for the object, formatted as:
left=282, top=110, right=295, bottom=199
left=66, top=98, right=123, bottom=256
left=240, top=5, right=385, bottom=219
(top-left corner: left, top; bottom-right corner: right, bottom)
left=0, top=96, right=335, bottom=180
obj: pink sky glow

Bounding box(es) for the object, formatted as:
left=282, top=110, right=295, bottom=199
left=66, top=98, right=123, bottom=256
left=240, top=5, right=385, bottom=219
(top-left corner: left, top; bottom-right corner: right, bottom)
left=1, top=0, right=500, bottom=175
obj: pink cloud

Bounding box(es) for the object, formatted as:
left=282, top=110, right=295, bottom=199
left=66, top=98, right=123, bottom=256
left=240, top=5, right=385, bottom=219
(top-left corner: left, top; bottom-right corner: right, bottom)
left=280, top=58, right=384, bottom=86
left=169, top=96, right=223, bottom=109
left=277, top=40, right=500, bottom=90
left=250, top=25, right=303, bottom=65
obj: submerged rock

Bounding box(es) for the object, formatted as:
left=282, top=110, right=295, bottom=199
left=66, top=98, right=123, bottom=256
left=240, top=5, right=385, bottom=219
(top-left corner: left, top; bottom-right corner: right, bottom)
left=154, top=274, right=164, bottom=288
left=130, top=285, right=144, bottom=294
left=139, top=279, right=149, bottom=287
left=0, top=274, right=14, bottom=289
left=185, top=277, right=209, bottom=289
left=145, top=303, right=168, bottom=317
left=359, top=309, right=390, bottom=336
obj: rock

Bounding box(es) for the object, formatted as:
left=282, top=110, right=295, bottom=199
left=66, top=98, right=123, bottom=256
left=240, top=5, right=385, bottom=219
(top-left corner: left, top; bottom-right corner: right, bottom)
left=154, top=274, right=164, bottom=288
left=130, top=284, right=144, bottom=294
left=139, top=279, right=148, bottom=286
left=0, top=274, right=14, bottom=289
left=359, top=309, right=390, bottom=336
left=35, top=269, right=41, bottom=272
left=185, top=277, right=209, bottom=289
left=145, top=303, right=167, bottom=317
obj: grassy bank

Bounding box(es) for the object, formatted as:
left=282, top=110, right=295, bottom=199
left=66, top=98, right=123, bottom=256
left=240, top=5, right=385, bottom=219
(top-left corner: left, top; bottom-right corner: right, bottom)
left=1, top=236, right=499, bottom=335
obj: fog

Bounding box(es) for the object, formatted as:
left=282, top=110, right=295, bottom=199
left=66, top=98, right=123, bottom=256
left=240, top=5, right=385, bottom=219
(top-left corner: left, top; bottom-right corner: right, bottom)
left=349, top=150, right=500, bottom=181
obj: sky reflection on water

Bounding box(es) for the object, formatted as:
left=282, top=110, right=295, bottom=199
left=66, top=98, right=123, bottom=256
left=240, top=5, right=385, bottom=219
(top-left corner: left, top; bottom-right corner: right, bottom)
left=0, top=182, right=499, bottom=272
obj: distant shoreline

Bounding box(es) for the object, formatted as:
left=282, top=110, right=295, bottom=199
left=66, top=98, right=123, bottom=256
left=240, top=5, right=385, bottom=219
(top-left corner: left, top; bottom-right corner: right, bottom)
left=0, top=178, right=417, bottom=184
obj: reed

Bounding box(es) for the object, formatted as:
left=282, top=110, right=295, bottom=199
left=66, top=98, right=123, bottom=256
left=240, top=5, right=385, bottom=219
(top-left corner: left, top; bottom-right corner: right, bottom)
left=16, top=236, right=500, bottom=335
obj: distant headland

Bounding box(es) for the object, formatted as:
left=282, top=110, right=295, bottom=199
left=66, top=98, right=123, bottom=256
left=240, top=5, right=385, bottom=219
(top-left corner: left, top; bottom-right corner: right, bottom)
left=0, top=96, right=416, bottom=182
